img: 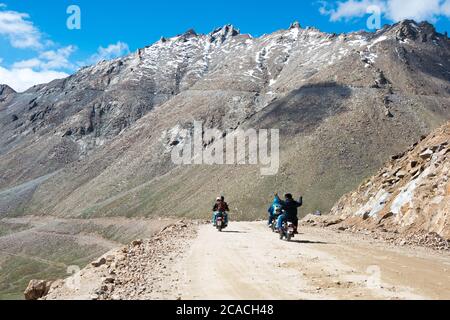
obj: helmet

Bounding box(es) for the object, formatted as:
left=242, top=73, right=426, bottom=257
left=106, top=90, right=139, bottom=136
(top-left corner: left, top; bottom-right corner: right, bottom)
left=216, top=197, right=222, bottom=201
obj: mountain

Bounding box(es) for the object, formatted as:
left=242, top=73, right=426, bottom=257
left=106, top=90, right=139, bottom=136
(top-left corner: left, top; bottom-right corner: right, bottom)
left=1, top=21, right=449, bottom=220
left=0, top=85, right=16, bottom=107
left=1, top=20, right=450, bottom=298
left=328, top=121, right=449, bottom=241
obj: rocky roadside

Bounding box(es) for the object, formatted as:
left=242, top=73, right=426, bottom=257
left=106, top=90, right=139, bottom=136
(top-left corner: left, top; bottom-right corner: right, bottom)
left=25, top=221, right=201, bottom=300
left=300, top=122, right=450, bottom=252
left=301, top=214, right=450, bottom=252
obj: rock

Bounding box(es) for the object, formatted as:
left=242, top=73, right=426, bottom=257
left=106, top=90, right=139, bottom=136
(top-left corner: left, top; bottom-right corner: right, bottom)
left=289, top=21, right=301, bottom=29
left=378, top=212, right=394, bottom=223
left=24, top=280, right=52, bottom=300
left=90, top=294, right=99, bottom=300
left=324, top=218, right=343, bottom=227
left=104, top=276, right=115, bottom=284
left=390, top=154, right=403, bottom=161
left=395, top=170, right=408, bottom=178
left=409, top=160, right=418, bottom=169
left=419, top=149, right=433, bottom=159
left=375, top=71, right=389, bottom=87
left=92, top=257, right=107, bottom=267
left=383, top=178, right=399, bottom=185
left=430, top=145, right=440, bottom=152
left=132, top=239, right=143, bottom=247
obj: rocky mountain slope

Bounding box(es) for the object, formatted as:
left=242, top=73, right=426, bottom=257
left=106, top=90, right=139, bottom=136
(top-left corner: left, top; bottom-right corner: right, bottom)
left=1, top=20, right=450, bottom=219
left=328, top=121, right=449, bottom=241
left=1, top=20, right=450, bottom=298
left=0, top=85, right=15, bottom=107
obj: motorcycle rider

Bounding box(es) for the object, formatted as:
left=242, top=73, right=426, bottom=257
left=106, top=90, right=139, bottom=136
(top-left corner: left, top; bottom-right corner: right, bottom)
left=267, top=193, right=282, bottom=227
left=212, top=196, right=229, bottom=226
left=276, top=193, right=303, bottom=233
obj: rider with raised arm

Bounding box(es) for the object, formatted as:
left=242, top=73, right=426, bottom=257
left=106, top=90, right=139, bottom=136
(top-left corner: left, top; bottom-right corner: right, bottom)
left=276, top=193, right=303, bottom=233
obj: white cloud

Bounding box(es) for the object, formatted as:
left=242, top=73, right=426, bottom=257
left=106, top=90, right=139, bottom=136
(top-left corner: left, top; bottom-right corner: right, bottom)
left=0, top=5, right=75, bottom=92
left=386, top=0, right=443, bottom=22
left=0, top=65, right=69, bottom=92
left=13, top=45, right=77, bottom=71
left=320, top=0, right=386, bottom=21
left=0, top=5, right=130, bottom=92
left=2, top=41, right=129, bottom=92
left=1, top=42, right=129, bottom=92
left=11, top=58, right=41, bottom=69
left=0, top=5, right=42, bottom=49
left=320, top=0, right=450, bottom=23
left=83, top=41, right=130, bottom=66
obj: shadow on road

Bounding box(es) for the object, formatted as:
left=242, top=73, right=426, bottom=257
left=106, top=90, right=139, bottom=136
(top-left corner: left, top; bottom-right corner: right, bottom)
left=221, top=231, right=248, bottom=234
left=289, top=239, right=329, bottom=245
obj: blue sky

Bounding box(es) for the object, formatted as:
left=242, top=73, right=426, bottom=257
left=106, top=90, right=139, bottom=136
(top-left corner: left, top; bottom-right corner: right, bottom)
left=1, top=0, right=450, bottom=91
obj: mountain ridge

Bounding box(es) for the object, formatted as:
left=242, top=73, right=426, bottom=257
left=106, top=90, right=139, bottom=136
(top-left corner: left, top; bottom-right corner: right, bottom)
left=0, top=19, right=449, bottom=218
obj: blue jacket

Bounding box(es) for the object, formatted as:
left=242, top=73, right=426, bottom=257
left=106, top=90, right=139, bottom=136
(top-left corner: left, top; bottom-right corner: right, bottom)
left=268, top=195, right=282, bottom=214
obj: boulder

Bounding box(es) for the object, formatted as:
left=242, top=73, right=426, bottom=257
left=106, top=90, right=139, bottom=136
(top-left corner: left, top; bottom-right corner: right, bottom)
left=395, top=170, right=408, bottom=178
left=24, top=280, right=52, bottom=300
left=409, top=160, right=418, bottom=169
left=91, top=257, right=107, bottom=267
left=419, top=149, right=434, bottom=159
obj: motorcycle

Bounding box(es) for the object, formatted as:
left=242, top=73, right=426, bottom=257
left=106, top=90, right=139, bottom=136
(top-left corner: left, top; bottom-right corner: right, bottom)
left=269, top=205, right=283, bottom=233
left=215, top=212, right=227, bottom=232
left=279, top=221, right=296, bottom=241
left=270, top=212, right=282, bottom=233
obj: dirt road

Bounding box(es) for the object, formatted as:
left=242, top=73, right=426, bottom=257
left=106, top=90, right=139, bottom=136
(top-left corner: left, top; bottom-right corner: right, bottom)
left=44, top=221, right=450, bottom=300
left=176, top=222, right=450, bottom=300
